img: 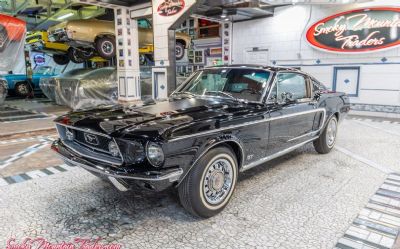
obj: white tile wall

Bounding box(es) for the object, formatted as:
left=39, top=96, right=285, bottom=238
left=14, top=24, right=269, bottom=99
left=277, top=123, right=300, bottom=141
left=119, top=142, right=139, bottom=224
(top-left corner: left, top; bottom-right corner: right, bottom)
left=232, top=0, right=400, bottom=106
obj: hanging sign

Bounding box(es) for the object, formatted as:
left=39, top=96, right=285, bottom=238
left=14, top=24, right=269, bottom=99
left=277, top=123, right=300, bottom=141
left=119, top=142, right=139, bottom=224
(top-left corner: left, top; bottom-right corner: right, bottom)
left=33, top=54, right=46, bottom=66
left=306, top=7, right=400, bottom=53
left=157, top=0, right=185, bottom=16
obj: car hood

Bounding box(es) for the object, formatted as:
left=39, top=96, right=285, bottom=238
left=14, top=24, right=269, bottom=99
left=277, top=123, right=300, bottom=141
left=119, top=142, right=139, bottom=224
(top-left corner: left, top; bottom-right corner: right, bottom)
left=56, top=97, right=258, bottom=139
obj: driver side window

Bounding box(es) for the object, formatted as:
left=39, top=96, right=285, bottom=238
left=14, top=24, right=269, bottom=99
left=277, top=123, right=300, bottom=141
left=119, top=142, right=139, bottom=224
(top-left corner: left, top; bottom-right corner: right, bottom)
left=270, top=73, right=308, bottom=103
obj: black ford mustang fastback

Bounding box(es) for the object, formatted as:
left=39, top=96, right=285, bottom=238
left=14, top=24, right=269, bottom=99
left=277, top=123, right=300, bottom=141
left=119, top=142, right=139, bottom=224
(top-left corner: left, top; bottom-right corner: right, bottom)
left=52, top=65, right=350, bottom=217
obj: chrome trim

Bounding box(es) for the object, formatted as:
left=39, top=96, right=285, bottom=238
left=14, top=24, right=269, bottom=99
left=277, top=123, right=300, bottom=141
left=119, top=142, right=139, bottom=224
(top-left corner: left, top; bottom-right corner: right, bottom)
left=240, top=137, right=318, bottom=172
left=58, top=153, right=183, bottom=182
left=171, top=68, right=274, bottom=105
left=56, top=123, right=125, bottom=164
left=108, top=177, right=129, bottom=192
left=63, top=140, right=123, bottom=166
left=57, top=123, right=111, bottom=138
left=266, top=70, right=312, bottom=103
left=169, top=108, right=326, bottom=142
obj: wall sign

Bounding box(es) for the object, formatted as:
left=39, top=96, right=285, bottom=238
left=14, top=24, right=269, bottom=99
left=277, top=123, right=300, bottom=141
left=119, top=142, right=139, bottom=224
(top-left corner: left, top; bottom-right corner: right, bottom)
left=33, top=54, right=45, bottom=66
left=157, top=0, right=185, bottom=16
left=306, top=7, right=400, bottom=53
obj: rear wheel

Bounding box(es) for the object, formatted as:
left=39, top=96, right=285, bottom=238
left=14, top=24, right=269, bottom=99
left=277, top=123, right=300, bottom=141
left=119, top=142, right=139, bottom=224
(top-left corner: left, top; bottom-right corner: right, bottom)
left=76, top=47, right=95, bottom=60
left=53, top=54, right=70, bottom=65
left=178, top=146, right=238, bottom=218
left=0, top=25, right=8, bottom=52
left=95, top=36, right=116, bottom=59
left=313, top=116, right=338, bottom=154
left=68, top=48, right=84, bottom=64
left=175, top=41, right=185, bottom=60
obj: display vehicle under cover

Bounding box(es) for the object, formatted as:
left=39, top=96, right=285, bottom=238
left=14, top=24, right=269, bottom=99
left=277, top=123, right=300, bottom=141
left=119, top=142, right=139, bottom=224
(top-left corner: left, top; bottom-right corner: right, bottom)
left=40, top=67, right=152, bottom=110
left=52, top=65, right=350, bottom=217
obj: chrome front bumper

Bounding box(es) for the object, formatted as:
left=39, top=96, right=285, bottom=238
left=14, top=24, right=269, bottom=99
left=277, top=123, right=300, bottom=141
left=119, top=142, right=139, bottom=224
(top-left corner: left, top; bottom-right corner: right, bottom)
left=52, top=139, right=183, bottom=191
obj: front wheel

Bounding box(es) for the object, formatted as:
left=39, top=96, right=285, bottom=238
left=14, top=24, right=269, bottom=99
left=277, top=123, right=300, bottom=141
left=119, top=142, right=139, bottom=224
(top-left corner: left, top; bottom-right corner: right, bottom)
left=178, top=146, right=238, bottom=218
left=76, top=47, right=95, bottom=60
left=14, top=82, right=31, bottom=97
left=313, top=115, right=338, bottom=154
left=68, top=48, right=85, bottom=64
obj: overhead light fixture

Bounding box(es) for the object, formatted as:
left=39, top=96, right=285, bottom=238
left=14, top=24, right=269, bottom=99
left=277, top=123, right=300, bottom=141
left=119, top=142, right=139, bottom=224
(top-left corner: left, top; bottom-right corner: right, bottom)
left=221, top=9, right=227, bottom=18
left=57, top=13, right=74, bottom=20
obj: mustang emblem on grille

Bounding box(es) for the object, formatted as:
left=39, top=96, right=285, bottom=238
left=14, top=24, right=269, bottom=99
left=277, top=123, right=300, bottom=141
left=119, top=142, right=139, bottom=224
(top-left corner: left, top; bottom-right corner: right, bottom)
left=84, top=133, right=99, bottom=145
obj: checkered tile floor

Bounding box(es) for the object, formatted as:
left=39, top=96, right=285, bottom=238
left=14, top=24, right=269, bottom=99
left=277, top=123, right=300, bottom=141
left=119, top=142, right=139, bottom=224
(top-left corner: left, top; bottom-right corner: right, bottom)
left=0, top=164, right=74, bottom=187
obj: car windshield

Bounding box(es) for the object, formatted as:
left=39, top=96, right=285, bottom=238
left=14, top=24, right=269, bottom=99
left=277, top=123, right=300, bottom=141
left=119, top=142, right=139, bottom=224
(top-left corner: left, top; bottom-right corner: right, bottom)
left=176, top=68, right=271, bottom=102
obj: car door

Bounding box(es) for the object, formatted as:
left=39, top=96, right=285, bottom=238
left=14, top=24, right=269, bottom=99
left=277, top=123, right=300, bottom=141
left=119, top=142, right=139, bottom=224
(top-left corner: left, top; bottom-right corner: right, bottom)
left=266, top=72, right=319, bottom=155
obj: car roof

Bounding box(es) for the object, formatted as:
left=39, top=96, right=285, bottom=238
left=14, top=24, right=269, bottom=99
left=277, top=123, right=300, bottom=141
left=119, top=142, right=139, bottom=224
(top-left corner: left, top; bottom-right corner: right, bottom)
left=205, top=64, right=301, bottom=73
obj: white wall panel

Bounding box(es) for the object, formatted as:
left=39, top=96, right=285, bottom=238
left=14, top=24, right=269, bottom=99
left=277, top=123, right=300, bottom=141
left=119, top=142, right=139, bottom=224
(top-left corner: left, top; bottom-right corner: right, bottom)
left=232, top=0, right=400, bottom=106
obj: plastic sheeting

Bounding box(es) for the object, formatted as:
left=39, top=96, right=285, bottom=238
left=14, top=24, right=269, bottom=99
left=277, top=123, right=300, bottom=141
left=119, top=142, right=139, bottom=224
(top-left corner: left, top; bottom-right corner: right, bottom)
left=40, top=68, right=116, bottom=110
left=0, top=14, right=26, bottom=72
left=0, top=78, right=7, bottom=105
left=40, top=67, right=153, bottom=110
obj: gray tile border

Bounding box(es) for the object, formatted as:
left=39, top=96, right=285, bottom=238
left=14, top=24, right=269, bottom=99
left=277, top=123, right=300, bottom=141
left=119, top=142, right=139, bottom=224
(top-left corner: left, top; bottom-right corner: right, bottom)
left=335, top=173, right=400, bottom=249
left=0, top=164, right=74, bottom=187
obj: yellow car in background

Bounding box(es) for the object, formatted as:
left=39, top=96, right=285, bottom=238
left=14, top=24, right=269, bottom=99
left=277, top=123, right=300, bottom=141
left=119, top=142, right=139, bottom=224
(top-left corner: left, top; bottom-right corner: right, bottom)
left=26, top=31, right=71, bottom=65
left=26, top=31, right=109, bottom=64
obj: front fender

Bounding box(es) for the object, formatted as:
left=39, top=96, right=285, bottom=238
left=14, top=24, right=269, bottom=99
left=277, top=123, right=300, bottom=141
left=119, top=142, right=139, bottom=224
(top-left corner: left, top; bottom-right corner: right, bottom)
left=177, top=134, right=245, bottom=185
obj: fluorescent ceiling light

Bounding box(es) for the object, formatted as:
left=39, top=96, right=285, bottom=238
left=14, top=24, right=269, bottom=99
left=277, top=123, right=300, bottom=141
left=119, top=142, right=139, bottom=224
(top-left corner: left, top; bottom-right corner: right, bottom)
left=57, top=13, right=74, bottom=20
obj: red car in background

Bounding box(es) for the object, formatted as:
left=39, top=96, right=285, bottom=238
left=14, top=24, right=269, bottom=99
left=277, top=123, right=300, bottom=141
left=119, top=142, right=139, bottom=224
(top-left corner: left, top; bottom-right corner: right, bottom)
left=0, top=14, right=26, bottom=52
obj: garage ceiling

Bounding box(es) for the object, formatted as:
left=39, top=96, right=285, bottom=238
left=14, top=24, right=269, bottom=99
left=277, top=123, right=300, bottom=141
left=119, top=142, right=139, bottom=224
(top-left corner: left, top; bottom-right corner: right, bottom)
left=0, top=0, right=374, bottom=31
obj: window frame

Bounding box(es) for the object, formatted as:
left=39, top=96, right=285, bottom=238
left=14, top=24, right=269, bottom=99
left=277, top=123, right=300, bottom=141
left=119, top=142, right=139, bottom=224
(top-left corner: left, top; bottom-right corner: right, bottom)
left=266, top=71, right=313, bottom=104
left=173, top=67, right=274, bottom=104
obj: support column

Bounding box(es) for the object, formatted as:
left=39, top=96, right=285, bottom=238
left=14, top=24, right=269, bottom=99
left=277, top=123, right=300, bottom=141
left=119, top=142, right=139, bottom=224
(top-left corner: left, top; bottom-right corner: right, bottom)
left=222, top=21, right=233, bottom=65
left=151, top=0, right=201, bottom=99
left=114, top=7, right=141, bottom=102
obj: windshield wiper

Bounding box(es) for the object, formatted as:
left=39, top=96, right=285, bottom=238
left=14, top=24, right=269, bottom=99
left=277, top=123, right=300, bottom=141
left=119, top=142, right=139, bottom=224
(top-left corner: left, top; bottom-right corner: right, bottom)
left=204, top=91, right=236, bottom=99
left=171, top=91, right=196, bottom=99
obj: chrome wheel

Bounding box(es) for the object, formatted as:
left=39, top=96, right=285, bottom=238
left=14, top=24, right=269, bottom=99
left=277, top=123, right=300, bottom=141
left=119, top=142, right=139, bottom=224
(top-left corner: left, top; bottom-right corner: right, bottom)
left=326, top=117, right=338, bottom=148
left=102, top=41, right=114, bottom=55
left=17, top=84, right=29, bottom=95
left=175, top=42, right=184, bottom=60
left=203, top=158, right=234, bottom=205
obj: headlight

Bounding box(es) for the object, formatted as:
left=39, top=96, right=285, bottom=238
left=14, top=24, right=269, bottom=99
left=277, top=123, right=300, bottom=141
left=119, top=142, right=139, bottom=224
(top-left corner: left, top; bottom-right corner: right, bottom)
left=146, top=142, right=164, bottom=167
left=108, top=141, right=120, bottom=157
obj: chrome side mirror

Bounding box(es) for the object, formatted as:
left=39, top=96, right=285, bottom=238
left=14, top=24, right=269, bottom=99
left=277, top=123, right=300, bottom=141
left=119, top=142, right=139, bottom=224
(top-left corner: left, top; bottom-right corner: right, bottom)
left=281, top=92, right=294, bottom=103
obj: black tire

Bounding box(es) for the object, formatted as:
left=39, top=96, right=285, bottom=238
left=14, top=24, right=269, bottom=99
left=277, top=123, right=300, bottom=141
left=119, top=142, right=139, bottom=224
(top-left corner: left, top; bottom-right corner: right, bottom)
left=53, top=54, right=70, bottom=65
left=95, top=36, right=116, bottom=59
left=68, top=48, right=85, bottom=64
left=178, top=146, right=238, bottom=218
left=14, top=82, right=31, bottom=97
left=0, top=25, right=8, bottom=52
left=175, top=41, right=185, bottom=60
left=313, top=115, right=338, bottom=154
left=76, top=47, right=95, bottom=60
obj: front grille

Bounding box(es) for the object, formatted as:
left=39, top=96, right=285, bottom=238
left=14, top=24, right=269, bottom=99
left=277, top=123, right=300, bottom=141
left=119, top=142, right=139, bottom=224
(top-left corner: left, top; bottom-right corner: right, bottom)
left=73, top=130, right=111, bottom=153
left=56, top=124, right=123, bottom=165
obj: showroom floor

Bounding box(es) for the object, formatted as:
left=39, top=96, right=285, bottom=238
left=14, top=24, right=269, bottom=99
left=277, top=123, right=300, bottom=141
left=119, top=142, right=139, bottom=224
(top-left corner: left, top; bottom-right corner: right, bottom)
left=0, top=101, right=400, bottom=248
